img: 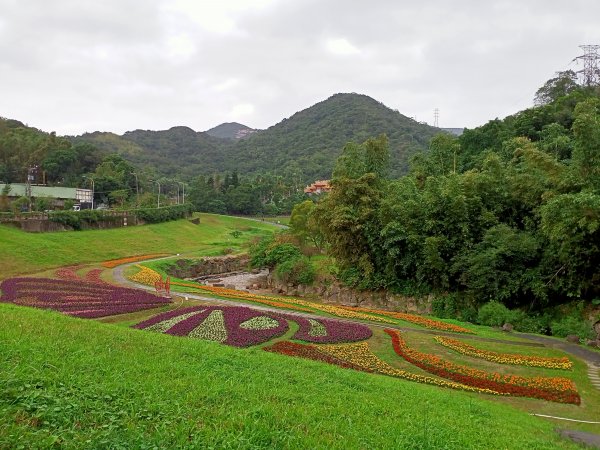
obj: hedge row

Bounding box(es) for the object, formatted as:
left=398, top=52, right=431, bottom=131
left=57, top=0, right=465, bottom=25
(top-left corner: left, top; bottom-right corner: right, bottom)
left=48, top=204, right=194, bottom=230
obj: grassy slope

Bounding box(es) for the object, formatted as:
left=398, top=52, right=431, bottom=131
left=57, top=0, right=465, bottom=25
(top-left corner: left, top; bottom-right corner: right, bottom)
left=0, top=304, right=578, bottom=449
left=0, top=214, right=277, bottom=279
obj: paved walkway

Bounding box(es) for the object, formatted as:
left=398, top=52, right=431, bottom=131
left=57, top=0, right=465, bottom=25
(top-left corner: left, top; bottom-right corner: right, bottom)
left=514, top=333, right=600, bottom=367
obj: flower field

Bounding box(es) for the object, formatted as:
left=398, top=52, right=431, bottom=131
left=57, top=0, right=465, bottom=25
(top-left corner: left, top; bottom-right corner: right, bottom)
left=385, top=329, right=580, bottom=404
left=129, top=265, right=163, bottom=286
left=340, top=305, right=474, bottom=334
left=278, top=313, right=373, bottom=343
left=263, top=341, right=499, bottom=395
left=0, top=277, right=171, bottom=318
left=101, top=254, right=169, bottom=268
left=434, top=336, right=573, bottom=370
left=134, top=305, right=374, bottom=347
left=156, top=273, right=471, bottom=332
left=134, top=305, right=289, bottom=347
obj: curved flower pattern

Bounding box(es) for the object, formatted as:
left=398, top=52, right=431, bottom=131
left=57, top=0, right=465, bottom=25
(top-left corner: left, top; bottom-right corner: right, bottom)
left=101, top=254, right=169, bottom=268
left=385, top=329, right=580, bottom=404
left=263, top=341, right=500, bottom=395
left=135, top=306, right=289, bottom=347
left=340, top=306, right=474, bottom=334
left=434, top=336, right=573, bottom=370
left=0, top=277, right=171, bottom=318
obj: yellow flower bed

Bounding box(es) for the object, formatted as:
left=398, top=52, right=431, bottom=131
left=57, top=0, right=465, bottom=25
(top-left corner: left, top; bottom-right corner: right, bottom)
left=170, top=280, right=398, bottom=323
left=316, top=342, right=501, bottom=395
left=129, top=265, right=162, bottom=286
left=434, top=336, right=573, bottom=370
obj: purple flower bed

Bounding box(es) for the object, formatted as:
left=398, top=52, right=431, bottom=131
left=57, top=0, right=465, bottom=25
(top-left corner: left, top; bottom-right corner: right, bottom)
left=135, top=305, right=290, bottom=347
left=0, top=277, right=171, bottom=318
left=278, top=313, right=373, bottom=343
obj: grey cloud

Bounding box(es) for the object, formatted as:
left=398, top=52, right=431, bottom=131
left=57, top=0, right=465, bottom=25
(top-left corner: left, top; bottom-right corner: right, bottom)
left=0, top=0, right=599, bottom=134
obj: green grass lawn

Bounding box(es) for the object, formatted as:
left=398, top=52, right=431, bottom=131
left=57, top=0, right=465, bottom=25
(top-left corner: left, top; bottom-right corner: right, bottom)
left=0, top=303, right=580, bottom=449
left=0, top=213, right=277, bottom=280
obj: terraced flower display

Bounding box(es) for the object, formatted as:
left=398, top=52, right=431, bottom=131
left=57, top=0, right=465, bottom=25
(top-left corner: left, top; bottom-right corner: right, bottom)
left=166, top=276, right=470, bottom=332
left=0, top=277, right=171, bottom=318
left=134, top=305, right=288, bottom=347
left=129, top=265, right=163, bottom=286
left=278, top=313, right=373, bottom=344
left=263, top=341, right=499, bottom=395
left=134, top=306, right=373, bottom=346
left=385, top=329, right=580, bottom=404
left=101, top=254, right=169, bottom=268
left=340, top=306, right=474, bottom=334
left=434, top=336, right=573, bottom=370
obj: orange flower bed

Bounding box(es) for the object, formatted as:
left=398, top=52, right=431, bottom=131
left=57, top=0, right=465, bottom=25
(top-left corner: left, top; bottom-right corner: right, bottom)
left=385, top=329, right=580, bottom=404
left=264, top=341, right=501, bottom=395
left=101, top=254, right=169, bottom=268
left=340, top=305, right=474, bottom=334
left=434, top=336, right=573, bottom=370
left=170, top=281, right=315, bottom=313
left=170, top=280, right=398, bottom=323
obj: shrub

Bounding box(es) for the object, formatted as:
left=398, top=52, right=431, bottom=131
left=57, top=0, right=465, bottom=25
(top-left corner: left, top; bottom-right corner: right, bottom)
left=249, top=235, right=275, bottom=267
left=511, top=311, right=551, bottom=334
left=264, top=243, right=302, bottom=267
left=432, top=294, right=458, bottom=319
left=275, top=256, right=316, bottom=285
left=477, top=301, right=512, bottom=327
left=550, top=315, right=594, bottom=340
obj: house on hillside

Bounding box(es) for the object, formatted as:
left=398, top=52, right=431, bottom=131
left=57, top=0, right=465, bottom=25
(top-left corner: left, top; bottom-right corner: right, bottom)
left=0, top=183, right=93, bottom=209
left=304, top=180, right=331, bottom=195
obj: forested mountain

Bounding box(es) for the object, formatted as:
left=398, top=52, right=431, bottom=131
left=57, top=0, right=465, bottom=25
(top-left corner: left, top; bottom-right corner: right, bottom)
left=205, top=122, right=256, bottom=139
left=0, top=117, right=105, bottom=186
left=306, top=77, right=600, bottom=325
left=73, top=93, right=441, bottom=181
left=73, top=127, right=231, bottom=178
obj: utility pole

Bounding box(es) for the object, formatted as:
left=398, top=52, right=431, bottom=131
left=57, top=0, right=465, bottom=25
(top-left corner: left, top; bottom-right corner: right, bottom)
left=177, top=182, right=186, bottom=205
left=83, top=176, right=94, bottom=210
left=131, top=172, right=139, bottom=207
left=150, top=180, right=161, bottom=207
left=433, top=108, right=440, bottom=128
left=573, top=44, right=600, bottom=86
left=26, top=165, right=38, bottom=211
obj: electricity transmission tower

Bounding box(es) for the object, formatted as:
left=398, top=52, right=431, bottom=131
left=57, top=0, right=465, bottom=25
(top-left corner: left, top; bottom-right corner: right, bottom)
left=433, top=108, right=439, bottom=127
left=572, top=44, right=600, bottom=86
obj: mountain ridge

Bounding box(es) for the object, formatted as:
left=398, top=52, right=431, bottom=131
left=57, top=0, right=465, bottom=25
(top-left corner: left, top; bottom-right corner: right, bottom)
left=72, top=92, right=442, bottom=180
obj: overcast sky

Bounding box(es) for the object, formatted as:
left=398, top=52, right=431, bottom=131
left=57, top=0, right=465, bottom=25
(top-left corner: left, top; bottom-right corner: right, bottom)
left=1, top=0, right=599, bottom=135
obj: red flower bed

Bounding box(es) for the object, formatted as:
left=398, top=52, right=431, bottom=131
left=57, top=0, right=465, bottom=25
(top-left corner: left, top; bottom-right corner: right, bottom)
left=384, top=329, right=580, bottom=404
left=0, top=277, right=171, bottom=318
left=85, top=268, right=107, bottom=284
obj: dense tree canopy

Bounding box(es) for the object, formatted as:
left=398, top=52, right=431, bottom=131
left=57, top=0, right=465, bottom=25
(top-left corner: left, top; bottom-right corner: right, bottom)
left=310, top=89, right=600, bottom=310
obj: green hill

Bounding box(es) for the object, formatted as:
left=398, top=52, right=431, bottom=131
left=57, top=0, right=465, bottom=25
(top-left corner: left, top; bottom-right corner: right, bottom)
left=0, top=304, right=578, bottom=449
left=73, top=93, right=441, bottom=181
left=205, top=122, right=256, bottom=139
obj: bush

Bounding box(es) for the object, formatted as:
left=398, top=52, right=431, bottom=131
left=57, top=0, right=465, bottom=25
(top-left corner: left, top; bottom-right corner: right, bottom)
left=511, top=311, right=551, bottom=334
left=432, top=294, right=458, bottom=319
left=477, top=301, right=512, bottom=327
left=550, top=315, right=594, bottom=340
left=275, top=256, right=315, bottom=285
left=249, top=235, right=275, bottom=267
left=263, top=243, right=302, bottom=267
